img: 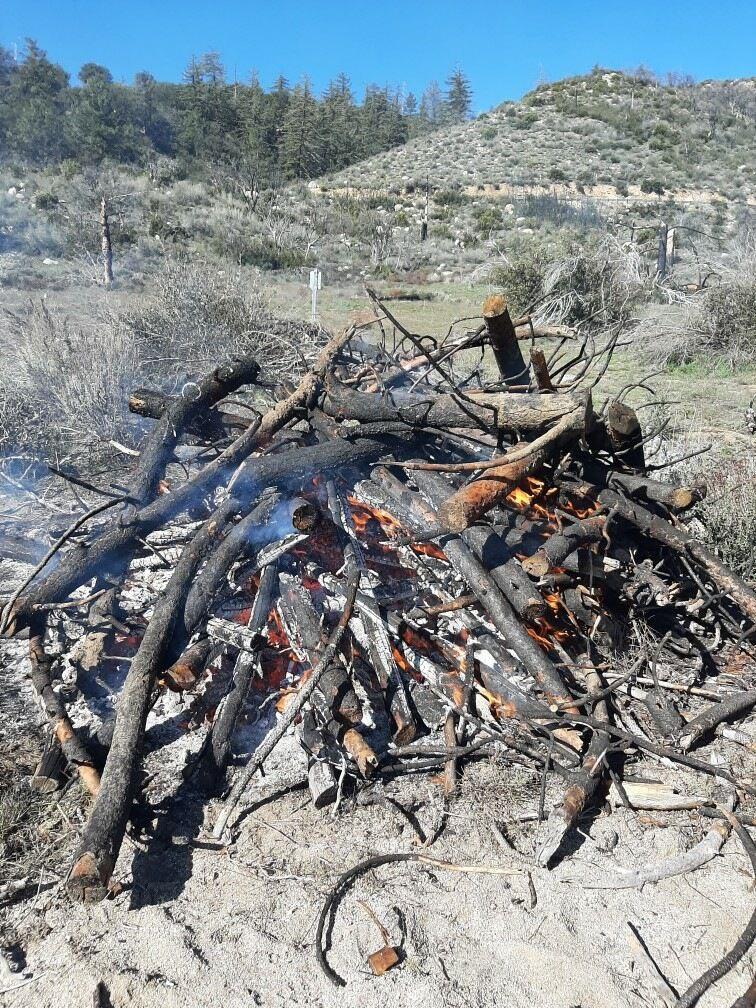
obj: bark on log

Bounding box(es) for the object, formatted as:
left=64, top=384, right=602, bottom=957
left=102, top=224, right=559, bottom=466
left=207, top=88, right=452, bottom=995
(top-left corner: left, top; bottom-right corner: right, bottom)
left=599, top=489, right=756, bottom=624
left=128, top=388, right=252, bottom=435
left=536, top=667, right=610, bottom=867
left=608, top=472, right=701, bottom=511
left=200, top=562, right=280, bottom=785
left=164, top=638, right=215, bottom=691
left=410, top=469, right=545, bottom=621
left=522, top=514, right=607, bottom=578
left=435, top=401, right=590, bottom=533
left=677, top=690, right=756, bottom=752
left=320, top=379, right=585, bottom=435
left=482, top=295, right=528, bottom=386
left=28, top=617, right=100, bottom=796
left=566, top=460, right=700, bottom=512
left=30, top=731, right=66, bottom=794
left=67, top=499, right=238, bottom=903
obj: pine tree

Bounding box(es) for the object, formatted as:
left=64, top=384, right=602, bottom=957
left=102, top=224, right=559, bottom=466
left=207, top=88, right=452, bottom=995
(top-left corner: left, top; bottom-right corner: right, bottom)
left=5, top=40, right=69, bottom=162
left=280, top=77, right=321, bottom=179
left=237, top=72, right=275, bottom=176
left=321, top=72, right=357, bottom=171
left=444, top=67, right=473, bottom=123
left=134, top=71, right=171, bottom=153
left=176, top=52, right=235, bottom=165
left=70, top=62, right=139, bottom=163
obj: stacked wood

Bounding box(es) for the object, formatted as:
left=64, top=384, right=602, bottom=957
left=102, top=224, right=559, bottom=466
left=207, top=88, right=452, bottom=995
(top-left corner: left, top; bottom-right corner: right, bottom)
left=4, top=298, right=755, bottom=1003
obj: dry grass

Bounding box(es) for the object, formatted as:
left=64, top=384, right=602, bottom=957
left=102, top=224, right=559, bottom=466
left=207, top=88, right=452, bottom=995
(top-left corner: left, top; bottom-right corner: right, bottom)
left=0, top=262, right=326, bottom=475
left=0, top=737, right=79, bottom=889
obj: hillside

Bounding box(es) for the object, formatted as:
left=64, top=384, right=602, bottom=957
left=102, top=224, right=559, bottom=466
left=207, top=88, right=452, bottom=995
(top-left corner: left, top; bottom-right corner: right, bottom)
left=2, top=67, right=755, bottom=296
left=328, top=69, right=756, bottom=203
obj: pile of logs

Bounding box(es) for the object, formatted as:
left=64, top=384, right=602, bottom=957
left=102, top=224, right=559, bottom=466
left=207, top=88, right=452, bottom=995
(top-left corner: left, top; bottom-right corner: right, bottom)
left=6, top=290, right=756, bottom=1005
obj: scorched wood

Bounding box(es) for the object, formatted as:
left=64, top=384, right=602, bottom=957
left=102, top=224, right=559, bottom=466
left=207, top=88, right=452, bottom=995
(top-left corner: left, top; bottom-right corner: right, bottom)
left=599, top=488, right=756, bottom=624
left=372, top=467, right=575, bottom=709
left=67, top=498, right=238, bottom=903
left=434, top=400, right=590, bottom=532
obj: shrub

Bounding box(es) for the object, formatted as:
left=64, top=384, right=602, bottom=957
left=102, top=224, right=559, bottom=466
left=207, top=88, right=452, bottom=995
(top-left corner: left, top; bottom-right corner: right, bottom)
left=671, top=452, right=756, bottom=581
left=0, top=263, right=325, bottom=472
left=488, top=253, right=548, bottom=315
left=645, top=231, right=756, bottom=370
left=548, top=167, right=567, bottom=182
left=34, top=192, right=58, bottom=210
left=640, top=179, right=665, bottom=195
left=473, top=204, right=503, bottom=234
left=434, top=188, right=467, bottom=207
left=536, top=238, right=643, bottom=326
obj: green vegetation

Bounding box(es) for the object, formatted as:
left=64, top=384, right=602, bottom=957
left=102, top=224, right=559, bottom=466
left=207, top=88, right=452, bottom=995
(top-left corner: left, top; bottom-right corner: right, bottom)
left=0, top=40, right=474, bottom=183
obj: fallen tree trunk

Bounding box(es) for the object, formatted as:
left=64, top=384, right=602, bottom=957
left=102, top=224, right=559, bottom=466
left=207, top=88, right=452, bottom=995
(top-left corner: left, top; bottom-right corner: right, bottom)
left=320, top=379, right=585, bottom=435
left=67, top=498, right=239, bottom=903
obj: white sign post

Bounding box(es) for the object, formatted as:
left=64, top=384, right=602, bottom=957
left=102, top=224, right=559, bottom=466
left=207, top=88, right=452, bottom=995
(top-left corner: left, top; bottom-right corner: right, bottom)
left=309, top=268, right=322, bottom=323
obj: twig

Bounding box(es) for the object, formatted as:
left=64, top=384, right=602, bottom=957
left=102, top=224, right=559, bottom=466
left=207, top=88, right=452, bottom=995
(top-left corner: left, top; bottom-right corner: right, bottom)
left=316, top=851, right=520, bottom=986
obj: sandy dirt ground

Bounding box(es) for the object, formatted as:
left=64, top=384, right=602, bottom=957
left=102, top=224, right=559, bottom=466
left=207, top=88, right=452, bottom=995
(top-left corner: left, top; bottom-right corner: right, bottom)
left=2, top=644, right=754, bottom=1008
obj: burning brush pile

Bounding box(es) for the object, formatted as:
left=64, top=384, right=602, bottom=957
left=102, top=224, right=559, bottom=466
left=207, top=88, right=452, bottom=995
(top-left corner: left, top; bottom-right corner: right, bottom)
left=4, top=291, right=756, bottom=1003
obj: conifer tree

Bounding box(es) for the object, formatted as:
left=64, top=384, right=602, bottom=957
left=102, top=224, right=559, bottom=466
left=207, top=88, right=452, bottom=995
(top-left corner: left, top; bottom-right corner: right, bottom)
left=5, top=40, right=69, bottom=162
left=280, top=77, right=321, bottom=179
left=70, top=62, right=138, bottom=162
left=444, top=67, right=473, bottom=123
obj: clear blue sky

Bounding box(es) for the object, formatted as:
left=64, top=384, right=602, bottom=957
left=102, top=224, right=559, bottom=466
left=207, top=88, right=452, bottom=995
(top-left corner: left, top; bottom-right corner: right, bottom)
left=2, top=0, right=754, bottom=110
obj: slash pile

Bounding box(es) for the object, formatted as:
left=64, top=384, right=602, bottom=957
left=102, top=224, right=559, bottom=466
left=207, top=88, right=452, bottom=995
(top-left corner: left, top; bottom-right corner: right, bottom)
left=5, top=291, right=755, bottom=1004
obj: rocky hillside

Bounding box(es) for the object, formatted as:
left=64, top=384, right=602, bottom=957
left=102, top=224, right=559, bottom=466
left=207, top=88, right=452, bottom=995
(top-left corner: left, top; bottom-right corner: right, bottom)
left=327, top=69, right=756, bottom=204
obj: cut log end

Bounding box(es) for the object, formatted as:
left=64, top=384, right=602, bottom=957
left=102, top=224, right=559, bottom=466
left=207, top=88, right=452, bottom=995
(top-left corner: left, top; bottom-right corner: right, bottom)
left=342, top=728, right=378, bottom=777
left=368, top=945, right=401, bottom=976
left=521, top=552, right=550, bottom=578
left=67, top=852, right=113, bottom=904
left=482, top=293, right=509, bottom=321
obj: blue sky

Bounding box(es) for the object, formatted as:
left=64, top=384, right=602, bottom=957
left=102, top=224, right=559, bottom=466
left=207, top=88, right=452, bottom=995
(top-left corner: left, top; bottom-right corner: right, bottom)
left=2, top=0, right=754, bottom=110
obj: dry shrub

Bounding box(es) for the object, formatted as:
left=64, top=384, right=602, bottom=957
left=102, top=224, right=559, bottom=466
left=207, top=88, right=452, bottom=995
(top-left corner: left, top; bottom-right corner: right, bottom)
left=646, top=231, right=756, bottom=370
left=0, top=301, right=140, bottom=464
left=487, top=236, right=643, bottom=324
left=0, top=262, right=325, bottom=473
left=121, top=260, right=325, bottom=388
left=536, top=236, right=643, bottom=326
left=665, top=443, right=756, bottom=582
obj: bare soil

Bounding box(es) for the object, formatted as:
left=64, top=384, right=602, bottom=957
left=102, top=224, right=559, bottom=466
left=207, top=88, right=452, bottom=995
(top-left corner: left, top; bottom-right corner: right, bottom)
left=2, top=646, right=754, bottom=1008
